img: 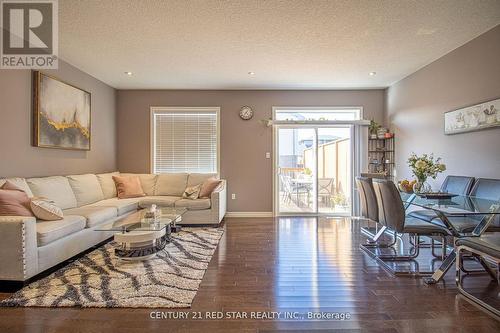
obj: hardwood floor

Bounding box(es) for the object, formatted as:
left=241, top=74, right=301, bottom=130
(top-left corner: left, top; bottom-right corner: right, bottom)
left=0, top=217, right=499, bottom=332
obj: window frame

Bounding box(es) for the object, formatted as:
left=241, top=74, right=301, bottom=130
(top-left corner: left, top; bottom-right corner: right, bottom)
left=272, top=106, right=364, bottom=123
left=150, top=106, right=221, bottom=175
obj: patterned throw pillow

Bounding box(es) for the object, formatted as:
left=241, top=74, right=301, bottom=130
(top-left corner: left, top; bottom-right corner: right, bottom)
left=182, top=184, right=202, bottom=200
left=30, top=198, right=64, bottom=221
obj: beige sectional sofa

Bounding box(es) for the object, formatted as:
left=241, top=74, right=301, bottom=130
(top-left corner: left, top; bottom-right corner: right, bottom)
left=0, top=172, right=226, bottom=282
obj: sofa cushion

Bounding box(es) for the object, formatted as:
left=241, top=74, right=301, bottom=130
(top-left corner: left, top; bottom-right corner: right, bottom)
left=187, top=173, right=218, bottom=187
left=96, top=172, right=119, bottom=199
left=63, top=206, right=117, bottom=228
left=138, top=196, right=180, bottom=208
left=0, top=178, right=34, bottom=197
left=121, top=173, right=158, bottom=195
left=27, top=176, right=77, bottom=210
left=175, top=198, right=211, bottom=210
left=155, top=173, right=188, bottom=196
left=36, top=215, right=86, bottom=246
left=90, top=198, right=139, bottom=216
left=67, top=174, right=105, bottom=206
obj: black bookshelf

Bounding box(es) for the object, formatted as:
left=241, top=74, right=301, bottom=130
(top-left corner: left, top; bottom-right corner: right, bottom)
left=367, top=136, right=395, bottom=180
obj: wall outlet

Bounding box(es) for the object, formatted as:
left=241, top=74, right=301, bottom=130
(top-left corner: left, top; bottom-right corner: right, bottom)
left=231, top=193, right=236, bottom=200
left=265, top=152, right=271, bottom=159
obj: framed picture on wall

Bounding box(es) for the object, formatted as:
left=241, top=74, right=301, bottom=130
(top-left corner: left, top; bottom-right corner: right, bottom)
left=444, top=97, right=500, bottom=135
left=33, top=71, right=91, bottom=150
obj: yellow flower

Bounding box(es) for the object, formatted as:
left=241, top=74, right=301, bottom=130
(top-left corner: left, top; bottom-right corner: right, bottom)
left=415, top=160, right=427, bottom=169
left=438, top=164, right=446, bottom=171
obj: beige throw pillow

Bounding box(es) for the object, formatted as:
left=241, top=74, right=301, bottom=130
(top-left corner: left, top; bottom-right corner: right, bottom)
left=182, top=184, right=202, bottom=200
left=30, top=198, right=64, bottom=221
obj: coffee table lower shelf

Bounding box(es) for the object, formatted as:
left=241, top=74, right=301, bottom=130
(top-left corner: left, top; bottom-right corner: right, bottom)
left=113, top=226, right=171, bottom=261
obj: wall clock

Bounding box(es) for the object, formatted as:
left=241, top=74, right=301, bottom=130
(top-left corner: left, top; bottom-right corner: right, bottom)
left=239, top=106, right=254, bottom=120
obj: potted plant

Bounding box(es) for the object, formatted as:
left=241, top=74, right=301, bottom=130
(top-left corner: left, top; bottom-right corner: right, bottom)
left=407, top=153, right=446, bottom=193
left=369, top=120, right=380, bottom=139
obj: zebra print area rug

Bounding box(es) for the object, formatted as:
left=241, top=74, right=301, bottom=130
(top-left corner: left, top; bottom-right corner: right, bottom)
left=1, top=227, right=224, bottom=308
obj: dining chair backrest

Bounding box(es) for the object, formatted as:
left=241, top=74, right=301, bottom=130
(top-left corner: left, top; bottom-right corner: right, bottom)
left=469, top=178, right=500, bottom=200
left=440, top=175, right=475, bottom=195
left=356, top=176, right=379, bottom=222
left=469, top=178, right=500, bottom=227
left=372, top=179, right=405, bottom=232
left=356, top=177, right=368, bottom=219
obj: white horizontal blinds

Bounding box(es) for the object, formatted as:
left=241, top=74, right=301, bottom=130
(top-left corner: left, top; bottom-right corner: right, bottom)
left=154, top=110, right=218, bottom=173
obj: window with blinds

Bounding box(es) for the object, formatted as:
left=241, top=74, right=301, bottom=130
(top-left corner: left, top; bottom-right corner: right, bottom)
left=151, top=107, right=219, bottom=174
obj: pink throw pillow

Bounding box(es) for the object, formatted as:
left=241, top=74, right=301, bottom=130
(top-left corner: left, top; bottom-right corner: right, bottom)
left=199, top=177, right=222, bottom=198
left=112, top=175, right=145, bottom=199
left=0, top=181, right=34, bottom=217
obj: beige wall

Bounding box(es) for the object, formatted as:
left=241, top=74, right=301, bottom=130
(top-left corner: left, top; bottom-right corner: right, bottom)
left=0, top=60, right=117, bottom=178
left=386, top=25, right=500, bottom=187
left=117, top=90, right=385, bottom=212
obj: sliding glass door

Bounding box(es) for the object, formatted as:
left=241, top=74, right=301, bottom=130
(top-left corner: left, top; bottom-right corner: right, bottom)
left=275, top=126, right=353, bottom=216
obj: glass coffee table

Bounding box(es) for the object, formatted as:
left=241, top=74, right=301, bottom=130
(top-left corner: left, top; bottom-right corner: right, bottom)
left=95, top=207, right=187, bottom=261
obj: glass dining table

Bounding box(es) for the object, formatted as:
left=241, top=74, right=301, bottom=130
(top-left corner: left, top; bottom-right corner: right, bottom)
left=400, top=192, right=500, bottom=284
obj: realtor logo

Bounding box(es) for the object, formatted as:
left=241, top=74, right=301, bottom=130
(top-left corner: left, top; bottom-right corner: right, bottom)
left=1, top=0, right=58, bottom=69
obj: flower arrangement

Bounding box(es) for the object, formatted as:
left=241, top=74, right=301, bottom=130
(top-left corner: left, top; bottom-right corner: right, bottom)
left=407, top=153, right=446, bottom=192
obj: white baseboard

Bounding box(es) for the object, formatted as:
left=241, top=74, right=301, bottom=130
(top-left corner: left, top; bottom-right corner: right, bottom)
left=225, top=212, right=274, bottom=218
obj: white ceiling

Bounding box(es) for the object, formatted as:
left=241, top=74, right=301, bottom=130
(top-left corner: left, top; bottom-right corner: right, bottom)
left=59, top=0, right=500, bottom=90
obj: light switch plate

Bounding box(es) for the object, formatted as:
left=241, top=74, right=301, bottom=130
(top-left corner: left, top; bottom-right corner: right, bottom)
left=265, top=152, right=271, bottom=159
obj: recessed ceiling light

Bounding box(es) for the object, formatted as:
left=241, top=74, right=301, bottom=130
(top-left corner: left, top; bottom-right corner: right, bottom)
left=248, top=71, right=255, bottom=75
left=125, top=71, right=133, bottom=76
left=369, top=71, right=377, bottom=76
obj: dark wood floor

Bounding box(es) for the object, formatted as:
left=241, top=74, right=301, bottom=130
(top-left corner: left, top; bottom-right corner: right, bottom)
left=0, top=217, right=499, bottom=332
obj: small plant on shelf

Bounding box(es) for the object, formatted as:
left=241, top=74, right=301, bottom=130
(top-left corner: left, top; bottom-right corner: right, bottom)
left=369, top=120, right=380, bottom=138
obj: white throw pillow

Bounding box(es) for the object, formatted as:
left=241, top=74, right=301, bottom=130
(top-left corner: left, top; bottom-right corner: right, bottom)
left=30, top=198, right=64, bottom=221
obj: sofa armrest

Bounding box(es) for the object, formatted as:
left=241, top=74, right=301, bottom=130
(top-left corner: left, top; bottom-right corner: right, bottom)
left=210, top=180, right=227, bottom=223
left=0, top=216, right=38, bottom=281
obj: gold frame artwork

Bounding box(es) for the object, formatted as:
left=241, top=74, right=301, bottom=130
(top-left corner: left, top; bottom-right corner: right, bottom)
left=33, top=71, right=91, bottom=150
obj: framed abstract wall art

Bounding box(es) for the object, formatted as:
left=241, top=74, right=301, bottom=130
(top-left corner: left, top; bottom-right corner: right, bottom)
left=444, top=97, right=500, bottom=135
left=33, top=71, right=91, bottom=150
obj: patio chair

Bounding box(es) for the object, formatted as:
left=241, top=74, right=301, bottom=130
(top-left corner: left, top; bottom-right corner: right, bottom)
left=318, top=178, right=334, bottom=208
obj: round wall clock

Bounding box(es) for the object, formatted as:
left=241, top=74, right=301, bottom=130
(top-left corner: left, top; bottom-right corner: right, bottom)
left=239, top=106, right=254, bottom=120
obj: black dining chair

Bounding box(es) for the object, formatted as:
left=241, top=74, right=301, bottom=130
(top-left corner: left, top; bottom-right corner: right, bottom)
left=435, top=178, right=500, bottom=234
left=456, top=234, right=500, bottom=317
left=372, top=179, right=450, bottom=261
left=356, top=176, right=397, bottom=248
left=409, top=175, right=475, bottom=222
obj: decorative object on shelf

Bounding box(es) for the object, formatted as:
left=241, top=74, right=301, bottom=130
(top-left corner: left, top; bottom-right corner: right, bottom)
left=33, top=71, right=91, bottom=150
left=259, top=117, right=273, bottom=127
left=368, top=120, right=380, bottom=139
left=444, top=97, right=500, bottom=135
left=239, top=106, right=254, bottom=120
left=407, top=153, right=446, bottom=193
left=377, top=127, right=388, bottom=139
left=384, top=132, right=394, bottom=138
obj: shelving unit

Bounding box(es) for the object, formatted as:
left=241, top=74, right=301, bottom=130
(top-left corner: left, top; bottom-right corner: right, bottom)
left=367, top=136, right=395, bottom=180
